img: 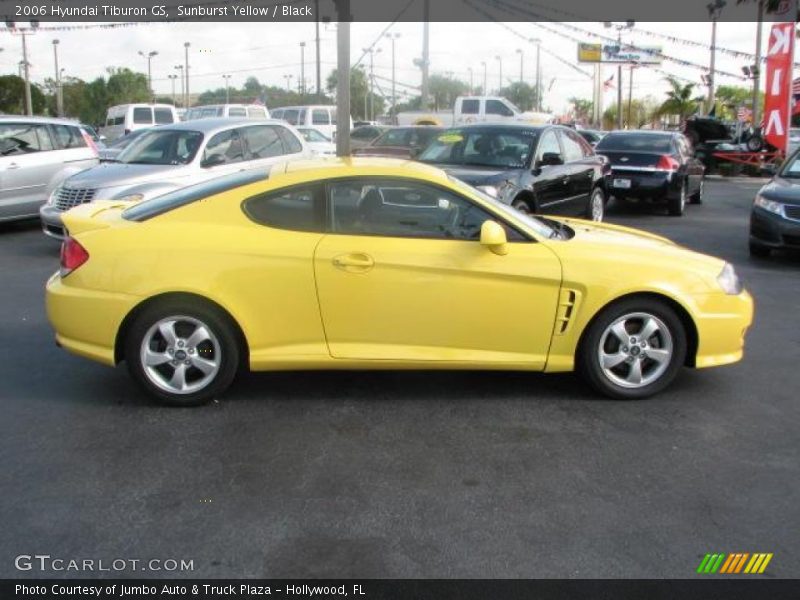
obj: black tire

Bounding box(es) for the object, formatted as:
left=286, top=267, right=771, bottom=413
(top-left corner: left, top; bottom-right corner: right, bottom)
left=749, top=241, right=771, bottom=258
left=585, top=187, right=605, bottom=222
left=667, top=181, right=687, bottom=216
left=689, top=178, right=704, bottom=205
left=124, top=299, right=240, bottom=406
left=746, top=135, right=763, bottom=152
left=577, top=297, right=687, bottom=400
left=512, top=197, right=535, bottom=215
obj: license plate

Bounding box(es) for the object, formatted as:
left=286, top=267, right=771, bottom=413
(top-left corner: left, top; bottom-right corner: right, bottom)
left=613, top=178, right=632, bottom=189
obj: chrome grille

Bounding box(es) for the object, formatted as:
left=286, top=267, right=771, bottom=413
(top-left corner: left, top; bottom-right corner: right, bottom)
left=783, top=204, right=800, bottom=221
left=54, top=187, right=97, bottom=212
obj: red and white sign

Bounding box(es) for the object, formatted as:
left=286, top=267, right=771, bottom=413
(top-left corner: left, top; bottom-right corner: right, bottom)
left=763, top=22, right=795, bottom=154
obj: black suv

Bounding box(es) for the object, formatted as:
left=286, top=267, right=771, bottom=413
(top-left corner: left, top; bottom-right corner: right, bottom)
left=416, top=123, right=609, bottom=221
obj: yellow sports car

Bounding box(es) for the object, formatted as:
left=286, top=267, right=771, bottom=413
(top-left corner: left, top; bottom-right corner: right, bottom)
left=46, top=157, right=753, bottom=406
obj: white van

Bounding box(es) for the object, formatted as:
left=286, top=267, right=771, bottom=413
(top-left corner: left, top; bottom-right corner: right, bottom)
left=270, top=105, right=352, bottom=140
left=100, top=104, right=179, bottom=141
left=185, top=104, right=269, bottom=121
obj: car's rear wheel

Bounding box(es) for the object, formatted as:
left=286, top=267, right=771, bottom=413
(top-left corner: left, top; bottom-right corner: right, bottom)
left=668, top=181, right=687, bottom=216
left=124, top=301, right=240, bottom=406
left=689, top=178, right=704, bottom=204
left=586, top=187, right=605, bottom=222
left=578, top=298, right=687, bottom=399
left=749, top=241, right=771, bottom=258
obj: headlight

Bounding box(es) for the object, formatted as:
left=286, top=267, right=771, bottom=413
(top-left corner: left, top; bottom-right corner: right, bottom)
left=113, top=193, right=145, bottom=203
left=754, top=194, right=785, bottom=216
left=47, top=187, right=60, bottom=205
left=476, top=185, right=499, bottom=198
left=717, top=262, right=743, bottom=295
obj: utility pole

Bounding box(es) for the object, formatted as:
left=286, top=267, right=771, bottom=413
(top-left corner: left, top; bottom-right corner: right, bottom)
left=495, top=55, right=503, bottom=93
left=22, top=32, right=33, bottom=116
left=627, top=63, right=636, bottom=128
left=284, top=74, right=293, bottom=92
left=481, top=61, right=487, bottom=95
left=363, top=47, right=381, bottom=121
left=752, top=0, right=763, bottom=127
left=184, top=42, right=191, bottom=108
left=299, top=41, right=306, bottom=99
left=386, top=32, right=400, bottom=121
left=529, top=38, right=541, bottom=110
left=138, top=50, right=158, bottom=100
left=314, top=0, right=321, bottom=100
left=174, top=65, right=185, bottom=107
left=468, top=67, right=473, bottom=94
left=53, top=39, right=63, bottom=117
left=605, top=21, right=634, bottom=130
left=223, top=74, right=231, bottom=103
left=707, top=0, right=726, bottom=114
left=335, top=0, right=351, bottom=156
left=420, top=0, right=430, bottom=110
left=168, top=74, right=177, bottom=104
left=516, top=48, right=523, bottom=83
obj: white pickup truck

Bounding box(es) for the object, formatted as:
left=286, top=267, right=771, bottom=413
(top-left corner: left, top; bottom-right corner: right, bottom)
left=395, top=96, right=554, bottom=127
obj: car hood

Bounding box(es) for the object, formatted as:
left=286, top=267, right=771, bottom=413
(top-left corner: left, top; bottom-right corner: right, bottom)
left=435, top=165, right=516, bottom=186
left=554, top=217, right=726, bottom=276
left=758, top=176, right=800, bottom=203
left=62, top=162, right=193, bottom=190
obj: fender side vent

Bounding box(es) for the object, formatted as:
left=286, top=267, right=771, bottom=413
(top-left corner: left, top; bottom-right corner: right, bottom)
left=554, top=289, right=580, bottom=335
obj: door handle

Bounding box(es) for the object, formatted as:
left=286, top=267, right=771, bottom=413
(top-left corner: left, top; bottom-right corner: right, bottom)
left=332, top=253, right=374, bottom=272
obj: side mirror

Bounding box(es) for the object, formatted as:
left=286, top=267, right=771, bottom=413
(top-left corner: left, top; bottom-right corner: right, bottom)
left=99, top=135, right=107, bottom=142
left=201, top=154, right=226, bottom=168
left=537, top=152, right=564, bottom=168
left=480, top=220, right=508, bottom=256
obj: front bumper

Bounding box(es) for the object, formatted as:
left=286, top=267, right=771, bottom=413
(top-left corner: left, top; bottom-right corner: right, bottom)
left=692, top=289, right=754, bottom=369
left=46, top=272, right=139, bottom=366
left=750, top=206, right=800, bottom=250
left=39, top=204, right=66, bottom=240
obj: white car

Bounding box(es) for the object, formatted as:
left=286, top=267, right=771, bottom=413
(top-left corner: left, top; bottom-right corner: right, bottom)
left=296, top=127, right=336, bottom=156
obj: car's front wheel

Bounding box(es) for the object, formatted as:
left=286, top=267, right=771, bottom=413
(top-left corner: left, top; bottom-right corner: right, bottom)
left=124, top=300, right=240, bottom=406
left=586, top=187, right=605, bottom=222
left=578, top=298, right=687, bottom=399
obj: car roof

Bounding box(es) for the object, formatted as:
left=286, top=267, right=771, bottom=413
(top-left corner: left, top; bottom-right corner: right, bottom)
left=604, top=129, right=676, bottom=136
left=147, top=118, right=287, bottom=134
left=271, top=156, right=450, bottom=182
left=443, top=122, right=548, bottom=132
left=0, top=115, right=88, bottom=126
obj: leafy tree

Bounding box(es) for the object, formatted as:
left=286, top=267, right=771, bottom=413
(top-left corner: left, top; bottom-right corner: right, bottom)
left=657, top=76, right=703, bottom=122
left=0, top=75, right=47, bottom=115
left=105, top=67, right=150, bottom=106
left=569, top=97, right=593, bottom=123
left=714, top=85, right=763, bottom=121
left=428, top=75, right=469, bottom=111
left=498, top=81, right=538, bottom=112
left=326, top=66, right=384, bottom=119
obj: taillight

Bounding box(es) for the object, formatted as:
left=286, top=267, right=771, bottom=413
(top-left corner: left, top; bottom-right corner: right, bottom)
left=60, top=237, right=89, bottom=277
left=81, top=130, right=99, bottom=157
left=656, top=155, right=680, bottom=171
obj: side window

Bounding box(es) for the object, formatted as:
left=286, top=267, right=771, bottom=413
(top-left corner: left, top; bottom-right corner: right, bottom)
left=329, top=179, right=498, bottom=241
left=228, top=107, right=247, bottom=118
left=312, top=109, right=330, bottom=125
left=461, top=99, right=480, bottom=115
left=283, top=109, right=299, bottom=125
left=0, top=123, right=53, bottom=154
left=243, top=185, right=323, bottom=232
left=113, top=116, right=124, bottom=126
left=154, top=108, right=174, bottom=124
left=559, top=130, right=585, bottom=163
left=271, top=109, right=284, bottom=120
left=486, top=100, right=514, bottom=117
left=106, top=117, right=114, bottom=127
left=536, top=130, right=562, bottom=162
left=52, top=125, right=87, bottom=149
left=132, top=107, right=153, bottom=124
left=275, top=126, right=303, bottom=154
left=241, top=125, right=283, bottom=159
left=203, top=129, right=245, bottom=165
left=247, top=107, right=266, bottom=119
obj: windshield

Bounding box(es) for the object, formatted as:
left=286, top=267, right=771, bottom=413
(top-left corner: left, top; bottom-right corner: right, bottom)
left=418, top=128, right=538, bottom=169
left=299, top=128, right=329, bottom=142
left=117, top=129, right=204, bottom=165
left=446, top=174, right=556, bottom=239
left=596, top=133, right=673, bottom=153
left=780, top=150, right=800, bottom=178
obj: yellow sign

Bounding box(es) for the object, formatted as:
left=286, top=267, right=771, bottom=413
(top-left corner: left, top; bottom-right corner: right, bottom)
left=578, top=43, right=602, bottom=63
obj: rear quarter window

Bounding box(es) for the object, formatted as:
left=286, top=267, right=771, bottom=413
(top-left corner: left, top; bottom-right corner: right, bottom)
left=243, top=184, right=323, bottom=232
left=132, top=107, right=153, bottom=124
left=154, top=108, right=174, bottom=124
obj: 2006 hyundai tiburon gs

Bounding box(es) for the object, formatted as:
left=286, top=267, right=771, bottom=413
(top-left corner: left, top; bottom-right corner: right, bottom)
left=46, top=157, right=753, bottom=406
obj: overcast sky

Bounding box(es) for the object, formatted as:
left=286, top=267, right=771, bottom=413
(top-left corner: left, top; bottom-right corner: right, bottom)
left=0, top=20, right=785, bottom=114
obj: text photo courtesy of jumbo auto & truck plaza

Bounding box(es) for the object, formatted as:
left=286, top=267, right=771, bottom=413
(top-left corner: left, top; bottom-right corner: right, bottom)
left=1, top=0, right=800, bottom=599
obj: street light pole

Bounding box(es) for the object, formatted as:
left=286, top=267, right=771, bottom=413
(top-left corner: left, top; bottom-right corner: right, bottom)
left=516, top=48, right=523, bottom=83
left=184, top=42, right=190, bottom=108
left=481, top=61, right=487, bottom=95
left=168, top=74, right=177, bottom=104
left=284, top=74, right=293, bottom=92
left=21, top=31, right=33, bottom=116
left=314, top=0, right=321, bottom=100
left=707, top=0, right=726, bottom=114
left=223, top=74, right=231, bottom=103
left=299, top=41, right=306, bottom=99
left=138, top=50, right=158, bottom=100
left=52, top=39, right=63, bottom=117
left=605, top=21, right=635, bottom=130
left=530, top=38, right=541, bottom=111
left=627, top=63, right=636, bottom=127
left=174, top=65, right=185, bottom=108
left=495, top=55, right=503, bottom=93
left=385, top=33, right=400, bottom=121
left=468, top=67, right=473, bottom=95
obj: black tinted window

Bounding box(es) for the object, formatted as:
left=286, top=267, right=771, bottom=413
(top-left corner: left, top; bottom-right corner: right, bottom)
left=329, top=179, right=495, bottom=241
left=132, top=107, right=152, bottom=124
left=461, top=99, right=480, bottom=114
left=486, top=100, right=513, bottom=117
left=419, top=128, right=537, bottom=168
left=312, top=109, right=330, bottom=125
left=244, top=185, right=323, bottom=232
left=154, top=108, right=174, bottom=124
left=596, top=133, right=674, bottom=153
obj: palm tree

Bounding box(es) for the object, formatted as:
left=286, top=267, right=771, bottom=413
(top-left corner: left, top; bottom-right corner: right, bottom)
left=657, top=77, right=702, bottom=123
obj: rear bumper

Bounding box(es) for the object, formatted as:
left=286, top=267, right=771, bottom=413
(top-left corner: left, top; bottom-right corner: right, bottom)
left=608, top=170, right=680, bottom=200
left=39, top=204, right=66, bottom=240
left=46, top=272, right=139, bottom=366
left=749, top=206, right=800, bottom=249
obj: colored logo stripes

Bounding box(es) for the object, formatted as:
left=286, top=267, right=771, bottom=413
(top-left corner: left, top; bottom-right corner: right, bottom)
left=697, top=553, right=773, bottom=574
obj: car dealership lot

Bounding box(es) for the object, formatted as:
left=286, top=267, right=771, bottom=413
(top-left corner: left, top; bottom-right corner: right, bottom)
left=0, top=178, right=798, bottom=578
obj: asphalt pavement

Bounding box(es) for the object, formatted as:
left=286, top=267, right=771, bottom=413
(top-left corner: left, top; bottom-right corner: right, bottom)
left=1, top=178, right=798, bottom=579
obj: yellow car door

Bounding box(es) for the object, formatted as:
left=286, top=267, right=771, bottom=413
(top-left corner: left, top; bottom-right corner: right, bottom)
left=313, top=177, right=562, bottom=367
